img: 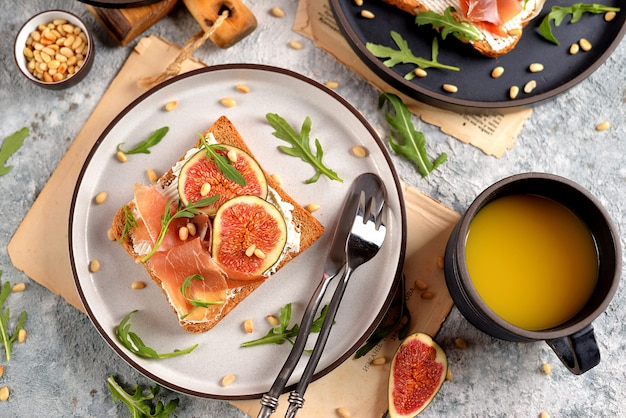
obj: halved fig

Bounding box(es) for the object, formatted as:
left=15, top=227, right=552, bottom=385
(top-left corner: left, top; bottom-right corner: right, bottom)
left=388, top=333, right=448, bottom=417
left=212, top=195, right=287, bottom=280
left=178, top=145, right=267, bottom=215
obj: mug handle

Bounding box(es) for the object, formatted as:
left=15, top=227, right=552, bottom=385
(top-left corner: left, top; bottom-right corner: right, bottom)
left=546, top=325, right=600, bottom=375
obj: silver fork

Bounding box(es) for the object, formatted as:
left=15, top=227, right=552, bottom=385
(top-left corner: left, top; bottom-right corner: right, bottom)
left=283, top=182, right=387, bottom=417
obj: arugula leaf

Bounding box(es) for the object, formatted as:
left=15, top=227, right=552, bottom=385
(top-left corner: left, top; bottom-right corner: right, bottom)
left=116, top=310, right=198, bottom=359
left=199, top=134, right=246, bottom=186
left=0, top=127, right=29, bottom=176
left=415, top=7, right=482, bottom=42
left=379, top=93, right=447, bottom=177
left=140, top=196, right=219, bottom=262
left=240, top=303, right=329, bottom=348
left=120, top=205, right=138, bottom=243
left=366, top=32, right=460, bottom=79
left=0, top=272, right=27, bottom=362
left=179, top=274, right=225, bottom=320
left=538, top=3, right=620, bottom=45
left=107, top=375, right=179, bottom=418
left=117, top=127, right=169, bottom=155
left=266, top=113, right=343, bottom=184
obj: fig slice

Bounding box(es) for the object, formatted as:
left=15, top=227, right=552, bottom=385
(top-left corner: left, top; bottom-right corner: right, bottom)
left=388, top=333, right=448, bottom=418
left=178, top=145, right=268, bottom=215
left=212, top=195, right=287, bottom=281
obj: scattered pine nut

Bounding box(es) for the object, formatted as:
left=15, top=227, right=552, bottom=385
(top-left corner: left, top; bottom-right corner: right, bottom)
left=244, top=319, right=254, bottom=333
left=524, top=80, right=537, bottom=94
left=266, top=315, right=279, bottom=326
left=579, top=38, right=592, bottom=51
left=360, top=10, right=375, bottom=19
left=221, top=374, right=236, bottom=386
left=336, top=407, right=352, bottom=418
left=542, top=362, right=552, bottom=375
left=89, top=259, right=101, bottom=273
left=18, top=329, right=27, bottom=344
left=596, top=121, right=610, bottom=131
left=325, top=81, right=339, bottom=89
left=569, top=43, right=580, bottom=55
left=0, top=386, right=8, bottom=401
left=147, top=168, right=158, bottom=182
left=270, top=173, right=282, bottom=185
left=186, top=222, right=197, bottom=236
left=446, top=368, right=453, bottom=381
left=421, top=291, right=434, bottom=300
left=539, top=412, right=551, bottom=418
left=0, top=366, right=4, bottom=379
left=353, top=0, right=363, bottom=6
left=107, top=228, right=116, bottom=241
left=529, top=63, right=544, bottom=73
left=306, top=203, right=321, bottom=213
left=178, top=226, right=190, bottom=241
left=227, top=149, right=238, bottom=162
left=509, top=85, right=520, bottom=99
left=414, top=68, right=428, bottom=78
left=95, top=191, right=108, bottom=204
left=371, top=357, right=387, bottom=365
left=605, top=11, right=617, bottom=22
left=164, top=101, right=177, bottom=111
left=236, top=83, right=250, bottom=93
left=117, top=150, right=128, bottom=163
left=270, top=7, right=285, bottom=18
left=442, top=83, right=458, bottom=93
left=245, top=244, right=256, bottom=257
left=454, top=337, right=468, bottom=349
left=220, top=97, right=236, bottom=108
left=131, top=281, right=146, bottom=290
left=351, top=145, right=368, bottom=158
left=491, top=66, right=504, bottom=78
left=254, top=248, right=266, bottom=259
left=12, top=282, right=26, bottom=293
left=507, top=28, right=522, bottom=37
left=436, top=256, right=444, bottom=269
left=289, top=40, right=303, bottom=50
left=415, top=279, right=429, bottom=290
left=200, top=182, right=212, bottom=196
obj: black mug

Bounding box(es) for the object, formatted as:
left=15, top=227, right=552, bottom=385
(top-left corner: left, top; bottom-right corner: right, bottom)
left=444, top=173, right=621, bottom=374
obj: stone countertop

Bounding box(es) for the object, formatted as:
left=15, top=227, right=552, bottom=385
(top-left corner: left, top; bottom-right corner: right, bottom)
left=1, top=0, right=624, bottom=417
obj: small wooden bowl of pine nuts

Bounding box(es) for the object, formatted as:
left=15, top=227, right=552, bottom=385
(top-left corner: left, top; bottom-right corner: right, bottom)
left=14, top=10, right=94, bottom=90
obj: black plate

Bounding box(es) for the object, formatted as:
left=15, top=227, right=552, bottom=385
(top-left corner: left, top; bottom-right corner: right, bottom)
left=76, top=0, right=164, bottom=8
left=330, top=0, right=625, bottom=111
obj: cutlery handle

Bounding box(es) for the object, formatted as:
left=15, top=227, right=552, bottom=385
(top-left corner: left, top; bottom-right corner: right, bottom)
left=258, top=272, right=337, bottom=417
left=285, top=267, right=354, bottom=417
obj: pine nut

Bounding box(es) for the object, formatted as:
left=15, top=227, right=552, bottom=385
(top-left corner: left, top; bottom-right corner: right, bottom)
left=529, top=63, right=544, bottom=73
left=421, top=291, right=434, bottom=299
left=227, top=149, right=238, bottom=162
left=491, top=66, right=504, bottom=78
left=336, top=407, right=352, bottom=418
left=415, top=279, right=429, bottom=290
left=596, top=121, right=610, bottom=131
left=306, top=203, right=321, bottom=213
left=221, top=374, right=236, bottom=386
left=186, top=222, right=197, bottom=236
left=289, top=40, right=303, bottom=50
left=360, top=10, right=375, bottom=19
left=245, top=244, right=257, bottom=257
left=236, top=83, right=250, bottom=93
left=325, top=81, right=339, bottom=89
left=540, top=412, right=551, bottom=418
left=0, top=386, right=9, bottom=401
left=353, top=0, right=363, bottom=6
left=509, top=85, right=520, bottom=99
left=107, top=228, right=116, bottom=241
left=446, top=368, right=453, bottom=381
left=524, top=80, right=537, bottom=94
left=508, top=28, right=522, bottom=37
left=371, top=357, right=387, bottom=365
left=270, top=173, right=282, bottom=185
left=244, top=319, right=254, bottom=333
left=164, top=101, right=177, bottom=111
left=454, top=337, right=468, bottom=349
left=12, top=282, right=26, bottom=293
left=220, top=97, right=236, bottom=108
left=95, top=191, right=108, bottom=204
left=579, top=38, right=592, bottom=51
left=147, top=168, right=158, bottom=182
left=0, top=366, right=4, bottom=378
left=131, top=281, right=146, bottom=290
left=178, top=226, right=189, bottom=241
left=436, top=256, right=444, bottom=269
left=254, top=248, right=266, bottom=259
left=200, top=182, right=211, bottom=196
left=270, top=7, right=285, bottom=17
left=266, top=315, right=279, bottom=326
left=89, top=260, right=101, bottom=273
left=351, top=145, right=368, bottom=158
left=605, top=11, right=617, bottom=22
left=414, top=67, right=428, bottom=78
left=442, top=83, right=458, bottom=93
left=18, top=329, right=27, bottom=344
left=542, top=362, right=552, bottom=375
left=117, top=151, right=128, bottom=163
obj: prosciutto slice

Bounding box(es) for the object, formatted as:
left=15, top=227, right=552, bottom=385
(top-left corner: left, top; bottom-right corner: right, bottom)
left=460, top=0, right=523, bottom=36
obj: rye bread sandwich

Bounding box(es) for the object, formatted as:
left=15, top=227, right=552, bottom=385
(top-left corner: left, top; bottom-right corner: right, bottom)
left=382, top=0, right=546, bottom=58
left=111, top=116, right=325, bottom=333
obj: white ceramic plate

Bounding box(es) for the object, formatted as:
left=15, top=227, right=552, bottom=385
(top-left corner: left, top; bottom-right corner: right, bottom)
left=70, top=64, right=406, bottom=399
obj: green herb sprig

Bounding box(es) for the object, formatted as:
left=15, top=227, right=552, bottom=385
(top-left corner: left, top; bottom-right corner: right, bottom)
left=141, top=196, right=219, bottom=263
left=266, top=113, right=343, bottom=184
left=0, top=272, right=27, bottom=362
left=107, top=375, right=179, bottom=418
left=241, top=303, right=329, bottom=348
left=415, top=7, right=482, bottom=42
left=117, top=127, right=169, bottom=155
left=379, top=93, right=447, bottom=177
left=199, top=134, right=246, bottom=186
left=539, top=3, right=621, bottom=45
left=366, top=32, right=460, bottom=79
left=179, top=274, right=225, bottom=320
left=120, top=205, right=138, bottom=242
left=116, top=310, right=198, bottom=359
left=0, top=127, right=29, bottom=176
